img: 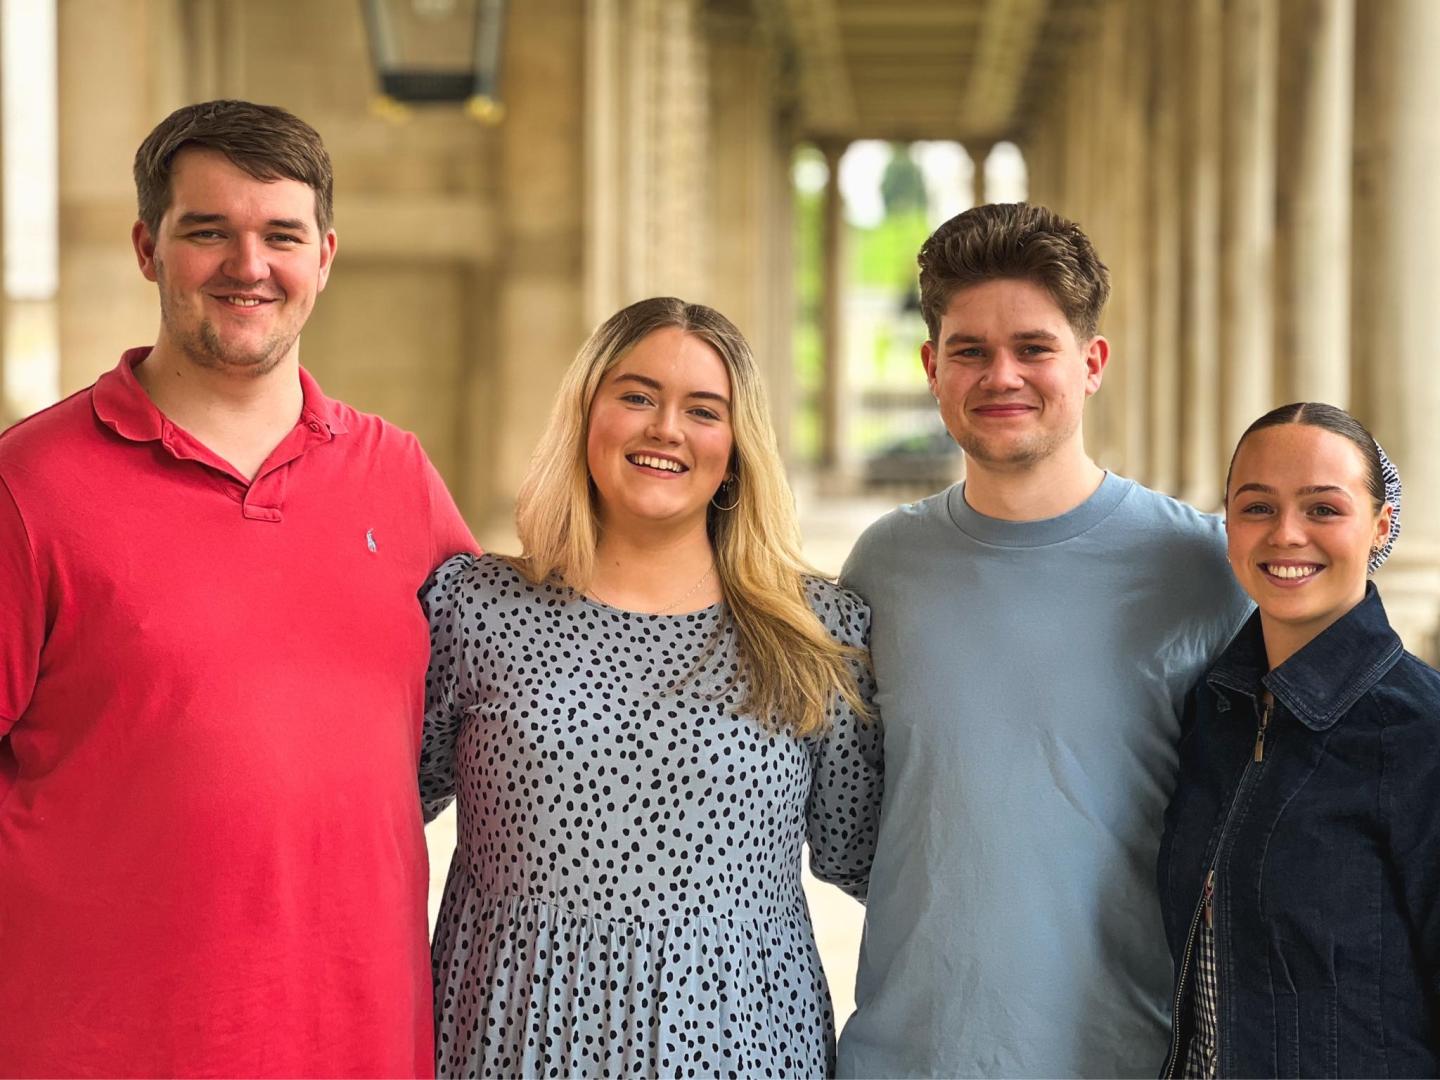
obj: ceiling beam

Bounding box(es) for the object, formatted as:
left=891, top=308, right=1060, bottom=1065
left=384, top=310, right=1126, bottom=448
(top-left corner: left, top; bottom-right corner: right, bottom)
left=780, top=0, right=858, bottom=136
left=960, top=0, right=1050, bottom=140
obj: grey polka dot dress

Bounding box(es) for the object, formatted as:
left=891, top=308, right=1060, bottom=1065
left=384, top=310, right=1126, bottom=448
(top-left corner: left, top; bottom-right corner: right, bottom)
left=419, top=553, right=882, bottom=1079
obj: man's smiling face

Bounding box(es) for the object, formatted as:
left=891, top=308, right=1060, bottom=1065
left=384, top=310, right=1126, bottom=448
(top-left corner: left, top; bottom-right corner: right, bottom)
left=133, top=146, right=336, bottom=378
left=921, top=277, right=1106, bottom=472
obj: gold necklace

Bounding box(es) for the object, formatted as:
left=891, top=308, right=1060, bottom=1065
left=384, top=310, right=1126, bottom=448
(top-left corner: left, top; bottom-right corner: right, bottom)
left=588, top=565, right=716, bottom=615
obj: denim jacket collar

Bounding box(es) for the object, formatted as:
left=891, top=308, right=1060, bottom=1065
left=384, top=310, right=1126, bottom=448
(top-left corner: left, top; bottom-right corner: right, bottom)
left=1206, top=584, right=1404, bottom=731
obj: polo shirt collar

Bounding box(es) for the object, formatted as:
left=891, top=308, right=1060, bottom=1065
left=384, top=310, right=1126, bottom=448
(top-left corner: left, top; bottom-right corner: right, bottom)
left=92, top=346, right=349, bottom=443
left=1205, top=584, right=1404, bottom=730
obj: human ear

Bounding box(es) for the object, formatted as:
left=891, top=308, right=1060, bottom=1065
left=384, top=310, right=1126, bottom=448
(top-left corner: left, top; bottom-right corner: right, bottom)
left=1373, top=503, right=1394, bottom=552
left=1082, top=335, right=1109, bottom=395
left=920, top=340, right=939, bottom=396
left=316, top=229, right=338, bottom=291
left=132, top=220, right=160, bottom=282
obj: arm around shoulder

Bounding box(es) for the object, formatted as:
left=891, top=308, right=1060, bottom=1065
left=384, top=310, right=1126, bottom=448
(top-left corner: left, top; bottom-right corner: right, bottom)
left=806, top=585, right=884, bottom=902
left=418, top=552, right=482, bottom=822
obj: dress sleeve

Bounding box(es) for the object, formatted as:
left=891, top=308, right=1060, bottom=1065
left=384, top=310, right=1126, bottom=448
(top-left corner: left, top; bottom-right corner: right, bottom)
left=419, top=552, right=480, bottom=823
left=0, top=475, right=43, bottom=737
left=1382, top=691, right=1440, bottom=994
left=806, top=584, right=884, bottom=902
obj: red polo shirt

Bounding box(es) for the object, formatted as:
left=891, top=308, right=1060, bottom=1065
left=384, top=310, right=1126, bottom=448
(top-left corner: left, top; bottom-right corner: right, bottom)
left=0, top=349, right=477, bottom=1078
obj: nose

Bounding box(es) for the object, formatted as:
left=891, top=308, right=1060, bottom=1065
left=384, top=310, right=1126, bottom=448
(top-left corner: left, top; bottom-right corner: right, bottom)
left=979, top=349, right=1025, bottom=391
left=645, top=405, right=683, bottom=444
left=222, top=234, right=269, bottom=284
left=1267, top=507, right=1307, bottom=547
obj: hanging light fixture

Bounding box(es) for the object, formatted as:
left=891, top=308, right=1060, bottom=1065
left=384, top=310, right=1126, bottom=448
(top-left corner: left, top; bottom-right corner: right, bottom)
left=360, top=0, right=508, bottom=123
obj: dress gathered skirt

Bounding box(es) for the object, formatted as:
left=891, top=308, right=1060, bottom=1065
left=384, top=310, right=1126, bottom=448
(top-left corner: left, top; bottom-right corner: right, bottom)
left=420, top=554, right=882, bottom=1079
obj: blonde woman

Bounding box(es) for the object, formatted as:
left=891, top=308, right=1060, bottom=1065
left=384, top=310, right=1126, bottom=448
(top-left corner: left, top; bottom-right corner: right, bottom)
left=419, top=297, right=881, bottom=1078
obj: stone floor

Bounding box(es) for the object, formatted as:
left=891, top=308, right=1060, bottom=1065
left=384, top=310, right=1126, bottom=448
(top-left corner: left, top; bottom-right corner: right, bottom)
left=425, top=478, right=907, bottom=1028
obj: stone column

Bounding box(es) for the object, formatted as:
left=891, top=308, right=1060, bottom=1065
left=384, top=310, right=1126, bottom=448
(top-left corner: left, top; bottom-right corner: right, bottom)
left=1017, top=125, right=1053, bottom=210
left=969, top=141, right=994, bottom=206
left=704, top=4, right=794, bottom=456
left=57, top=0, right=185, bottom=395
left=1274, top=0, right=1353, bottom=406
left=1178, top=0, right=1223, bottom=509
left=1146, top=0, right=1182, bottom=495
left=1219, top=0, right=1277, bottom=454
left=706, top=6, right=774, bottom=359
left=1062, top=50, right=1092, bottom=223
left=492, top=0, right=588, bottom=510
left=584, top=0, right=623, bottom=327
left=1118, top=0, right=1152, bottom=484
left=818, top=140, right=847, bottom=476
left=1353, top=0, right=1440, bottom=662
left=1088, top=0, right=1128, bottom=474
left=650, top=0, right=709, bottom=299
left=764, top=118, right=796, bottom=462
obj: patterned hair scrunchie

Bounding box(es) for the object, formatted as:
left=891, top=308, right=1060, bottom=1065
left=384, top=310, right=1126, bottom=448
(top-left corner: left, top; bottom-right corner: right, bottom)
left=1370, top=440, right=1402, bottom=575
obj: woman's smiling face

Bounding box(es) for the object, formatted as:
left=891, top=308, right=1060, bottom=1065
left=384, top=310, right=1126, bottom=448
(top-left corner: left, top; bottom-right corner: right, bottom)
left=584, top=327, right=734, bottom=534
left=1225, top=423, right=1391, bottom=652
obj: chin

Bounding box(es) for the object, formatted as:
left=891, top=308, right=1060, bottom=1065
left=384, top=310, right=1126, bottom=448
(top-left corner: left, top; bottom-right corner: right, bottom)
left=619, top=500, right=705, bottom=526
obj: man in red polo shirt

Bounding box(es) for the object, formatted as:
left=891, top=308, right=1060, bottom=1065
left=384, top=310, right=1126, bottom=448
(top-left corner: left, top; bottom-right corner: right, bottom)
left=0, top=101, right=476, bottom=1077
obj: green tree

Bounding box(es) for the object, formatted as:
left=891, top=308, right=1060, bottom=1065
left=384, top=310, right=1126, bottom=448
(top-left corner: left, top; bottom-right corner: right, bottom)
left=879, top=143, right=926, bottom=216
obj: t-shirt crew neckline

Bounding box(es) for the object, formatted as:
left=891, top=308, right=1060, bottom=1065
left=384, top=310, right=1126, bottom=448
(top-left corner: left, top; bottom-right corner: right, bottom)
left=946, top=470, right=1132, bottom=548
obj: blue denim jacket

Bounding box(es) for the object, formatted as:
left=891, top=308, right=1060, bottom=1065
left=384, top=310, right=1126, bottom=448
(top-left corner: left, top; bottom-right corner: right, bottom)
left=1158, top=585, right=1440, bottom=1077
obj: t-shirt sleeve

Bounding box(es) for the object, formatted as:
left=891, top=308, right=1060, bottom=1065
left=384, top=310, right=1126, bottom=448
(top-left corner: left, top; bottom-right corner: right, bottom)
left=0, top=475, right=43, bottom=737
left=837, top=512, right=895, bottom=605
left=423, top=453, right=481, bottom=570
left=418, top=552, right=481, bottom=823
left=806, top=585, right=883, bottom=902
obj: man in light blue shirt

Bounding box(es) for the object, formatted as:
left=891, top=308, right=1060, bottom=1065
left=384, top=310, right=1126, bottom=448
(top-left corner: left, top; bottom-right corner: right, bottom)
left=836, top=204, right=1251, bottom=1077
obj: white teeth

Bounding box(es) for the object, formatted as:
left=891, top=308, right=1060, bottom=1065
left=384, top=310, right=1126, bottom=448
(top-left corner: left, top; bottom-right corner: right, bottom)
left=1265, top=564, right=1320, bottom=580
left=223, top=297, right=263, bottom=307
left=630, top=454, right=684, bottom=473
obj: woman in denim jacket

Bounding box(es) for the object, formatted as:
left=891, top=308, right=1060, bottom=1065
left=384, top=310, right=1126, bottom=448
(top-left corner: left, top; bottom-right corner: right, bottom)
left=1158, top=402, right=1440, bottom=1078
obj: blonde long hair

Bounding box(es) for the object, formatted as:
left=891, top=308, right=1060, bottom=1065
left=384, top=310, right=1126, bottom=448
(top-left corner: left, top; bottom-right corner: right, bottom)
left=514, top=296, right=867, bottom=736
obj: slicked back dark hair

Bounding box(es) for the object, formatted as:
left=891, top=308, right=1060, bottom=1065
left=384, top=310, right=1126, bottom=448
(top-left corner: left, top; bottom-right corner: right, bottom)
left=133, top=100, right=334, bottom=236
left=1225, top=402, right=1386, bottom=513
left=917, top=202, right=1110, bottom=342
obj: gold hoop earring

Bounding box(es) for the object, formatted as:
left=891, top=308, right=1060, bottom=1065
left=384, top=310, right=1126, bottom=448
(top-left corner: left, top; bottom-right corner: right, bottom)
left=710, top=476, right=739, bottom=512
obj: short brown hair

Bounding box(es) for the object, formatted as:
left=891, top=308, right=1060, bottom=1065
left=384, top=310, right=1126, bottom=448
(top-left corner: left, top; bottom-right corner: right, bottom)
left=917, top=203, right=1110, bottom=341
left=133, top=100, right=334, bottom=236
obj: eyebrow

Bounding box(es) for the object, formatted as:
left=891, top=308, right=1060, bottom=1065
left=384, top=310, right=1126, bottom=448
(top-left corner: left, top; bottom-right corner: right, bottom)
left=942, top=329, right=1061, bottom=347
left=176, top=211, right=311, bottom=232
left=612, top=371, right=730, bottom=406
left=1233, top=482, right=1351, bottom=497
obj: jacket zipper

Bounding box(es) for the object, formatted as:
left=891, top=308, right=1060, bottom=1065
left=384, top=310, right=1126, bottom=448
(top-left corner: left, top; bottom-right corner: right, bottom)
left=1162, top=696, right=1273, bottom=1078
left=1253, top=699, right=1272, bottom=762
left=1162, top=880, right=1208, bottom=1078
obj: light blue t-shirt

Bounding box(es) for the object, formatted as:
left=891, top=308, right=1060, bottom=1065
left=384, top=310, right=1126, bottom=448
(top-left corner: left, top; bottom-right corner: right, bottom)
left=836, top=473, right=1251, bottom=1079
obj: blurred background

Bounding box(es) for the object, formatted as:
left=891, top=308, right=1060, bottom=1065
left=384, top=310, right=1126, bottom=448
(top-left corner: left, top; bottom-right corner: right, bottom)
left=3, top=0, right=1439, bottom=1027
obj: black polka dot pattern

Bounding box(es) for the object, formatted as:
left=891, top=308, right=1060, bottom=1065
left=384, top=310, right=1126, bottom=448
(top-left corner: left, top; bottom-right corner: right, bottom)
left=420, top=554, right=882, bottom=1078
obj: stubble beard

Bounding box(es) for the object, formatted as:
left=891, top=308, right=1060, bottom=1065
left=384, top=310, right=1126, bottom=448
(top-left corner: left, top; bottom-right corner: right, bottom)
left=950, top=408, right=1079, bottom=472
left=188, top=317, right=293, bottom=379
left=160, top=292, right=296, bottom=380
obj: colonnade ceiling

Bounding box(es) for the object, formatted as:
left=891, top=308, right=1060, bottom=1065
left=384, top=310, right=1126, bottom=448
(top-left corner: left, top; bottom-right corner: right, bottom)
left=767, top=0, right=1102, bottom=144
